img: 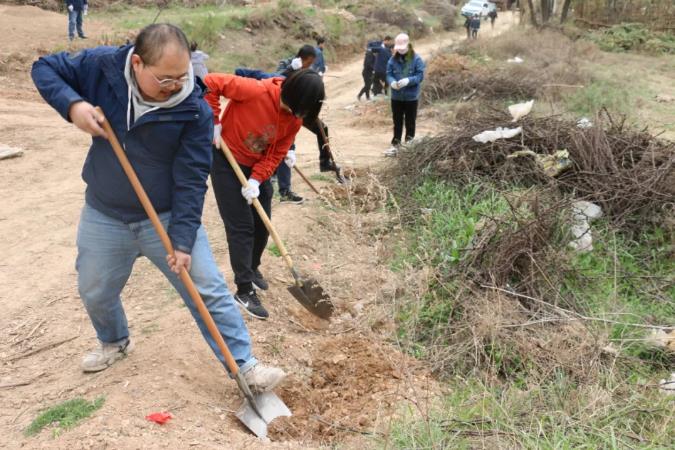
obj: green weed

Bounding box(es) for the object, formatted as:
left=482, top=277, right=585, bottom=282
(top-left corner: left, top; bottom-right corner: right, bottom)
left=25, top=397, right=105, bottom=437
left=565, top=79, right=632, bottom=116
left=268, top=243, right=282, bottom=257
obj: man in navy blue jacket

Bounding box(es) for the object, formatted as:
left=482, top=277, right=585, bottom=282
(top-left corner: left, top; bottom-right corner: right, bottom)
left=31, top=23, right=285, bottom=394
left=66, top=0, right=88, bottom=41
left=369, top=36, right=393, bottom=96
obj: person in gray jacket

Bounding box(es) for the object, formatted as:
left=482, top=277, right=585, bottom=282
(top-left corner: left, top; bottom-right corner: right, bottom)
left=190, top=41, right=209, bottom=83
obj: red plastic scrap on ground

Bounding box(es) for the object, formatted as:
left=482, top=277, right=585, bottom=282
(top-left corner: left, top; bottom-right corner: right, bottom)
left=145, top=411, right=173, bottom=425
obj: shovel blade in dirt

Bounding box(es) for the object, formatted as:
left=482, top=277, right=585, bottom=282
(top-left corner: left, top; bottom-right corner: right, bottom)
left=235, top=391, right=292, bottom=438
left=288, top=277, right=334, bottom=320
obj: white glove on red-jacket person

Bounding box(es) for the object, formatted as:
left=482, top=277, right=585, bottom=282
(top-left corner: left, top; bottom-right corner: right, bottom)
left=241, top=178, right=260, bottom=204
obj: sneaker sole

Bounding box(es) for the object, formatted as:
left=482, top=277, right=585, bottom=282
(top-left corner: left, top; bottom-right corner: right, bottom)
left=234, top=296, right=269, bottom=320
left=279, top=199, right=304, bottom=205
left=82, top=340, right=134, bottom=373
left=252, top=280, right=269, bottom=291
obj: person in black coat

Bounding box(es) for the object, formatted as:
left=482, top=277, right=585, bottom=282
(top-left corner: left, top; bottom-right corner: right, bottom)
left=358, top=46, right=375, bottom=101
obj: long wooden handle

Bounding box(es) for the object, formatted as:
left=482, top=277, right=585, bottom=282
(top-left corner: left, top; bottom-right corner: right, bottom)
left=95, top=107, right=241, bottom=376
left=218, top=143, right=298, bottom=279
left=293, top=165, right=320, bottom=195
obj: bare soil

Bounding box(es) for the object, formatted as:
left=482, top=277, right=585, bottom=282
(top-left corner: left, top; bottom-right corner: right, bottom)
left=0, top=6, right=516, bottom=448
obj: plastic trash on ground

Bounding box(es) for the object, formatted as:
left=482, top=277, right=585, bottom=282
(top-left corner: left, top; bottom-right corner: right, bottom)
left=146, top=411, right=173, bottom=425
left=507, top=149, right=573, bottom=177
left=659, top=373, right=675, bottom=396
left=508, top=100, right=534, bottom=122
left=0, top=145, right=24, bottom=160
left=577, top=117, right=593, bottom=129
left=568, top=201, right=603, bottom=253
left=472, top=126, right=522, bottom=143
left=507, top=56, right=524, bottom=64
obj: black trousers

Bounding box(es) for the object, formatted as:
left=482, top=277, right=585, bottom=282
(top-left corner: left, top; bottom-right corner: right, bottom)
left=358, top=69, right=373, bottom=99
left=372, top=71, right=387, bottom=96
left=391, top=99, right=418, bottom=145
left=302, top=118, right=330, bottom=167
left=210, top=148, right=273, bottom=293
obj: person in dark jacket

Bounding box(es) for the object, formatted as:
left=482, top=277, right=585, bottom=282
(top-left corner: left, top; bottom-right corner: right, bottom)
left=358, top=45, right=375, bottom=101
left=470, top=14, right=481, bottom=39
left=66, top=0, right=88, bottom=41
left=31, top=23, right=286, bottom=393
left=488, top=9, right=498, bottom=29
left=369, top=36, right=394, bottom=96
left=311, top=36, right=327, bottom=76
left=464, top=16, right=471, bottom=39
left=385, top=33, right=425, bottom=156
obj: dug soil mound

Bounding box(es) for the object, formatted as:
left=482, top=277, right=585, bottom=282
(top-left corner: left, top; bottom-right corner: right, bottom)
left=269, top=336, right=411, bottom=443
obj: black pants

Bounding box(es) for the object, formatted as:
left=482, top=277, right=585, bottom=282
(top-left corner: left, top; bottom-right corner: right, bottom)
left=391, top=99, right=418, bottom=146
left=372, top=71, right=387, bottom=96
left=302, top=118, right=330, bottom=167
left=358, top=70, right=373, bottom=100
left=211, top=148, right=273, bottom=294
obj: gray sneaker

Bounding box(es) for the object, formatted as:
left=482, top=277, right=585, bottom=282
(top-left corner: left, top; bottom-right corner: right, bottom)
left=81, top=338, right=133, bottom=373
left=243, top=364, right=286, bottom=393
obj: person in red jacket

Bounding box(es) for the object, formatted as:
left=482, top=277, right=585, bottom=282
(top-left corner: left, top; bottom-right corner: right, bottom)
left=204, top=69, right=325, bottom=320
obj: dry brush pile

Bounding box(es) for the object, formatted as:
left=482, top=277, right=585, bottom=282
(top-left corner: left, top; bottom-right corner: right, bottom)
left=385, top=110, right=674, bottom=382
left=422, top=29, right=592, bottom=105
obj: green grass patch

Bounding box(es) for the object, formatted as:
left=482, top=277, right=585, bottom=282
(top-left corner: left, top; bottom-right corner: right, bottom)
left=387, top=376, right=675, bottom=449
left=25, top=397, right=105, bottom=437
left=267, top=243, right=282, bottom=257
left=392, top=179, right=510, bottom=272
left=565, top=79, right=632, bottom=116
left=590, top=23, right=675, bottom=55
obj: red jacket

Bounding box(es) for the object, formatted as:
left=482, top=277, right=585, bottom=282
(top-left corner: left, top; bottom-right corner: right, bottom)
left=204, top=74, right=302, bottom=182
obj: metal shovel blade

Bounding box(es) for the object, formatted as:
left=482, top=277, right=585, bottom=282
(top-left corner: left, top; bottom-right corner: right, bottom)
left=288, top=277, right=334, bottom=320
left=235, top=391, right=292, bottom=439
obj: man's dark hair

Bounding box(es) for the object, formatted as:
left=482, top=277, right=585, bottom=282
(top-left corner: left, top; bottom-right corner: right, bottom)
left=134, top=23, right=190, bottom=65
left=190, top=40, right=198, bottom=52
left=316, top=36, right=325, bottom=45
left=281, top=69, right=325, bottom=120
left=296, top=44, right=317, bottom=60
left=384, top=35, right=393, bottom=41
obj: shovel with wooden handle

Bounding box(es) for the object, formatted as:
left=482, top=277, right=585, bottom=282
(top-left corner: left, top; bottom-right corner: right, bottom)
left=95, top=107, right=290, bottom=439
left=218, top=143, right=335, bottom=320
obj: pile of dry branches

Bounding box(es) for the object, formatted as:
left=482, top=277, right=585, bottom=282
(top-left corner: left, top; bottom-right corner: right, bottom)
left=392, top=110, right=675, bottom=232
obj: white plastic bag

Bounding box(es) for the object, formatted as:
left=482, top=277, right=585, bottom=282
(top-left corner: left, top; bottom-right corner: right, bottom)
left=472, top=127, right=522, bottom=143
left=507, top=56, right=524, bottom=64
left=508, top=100, right=534, bottom=122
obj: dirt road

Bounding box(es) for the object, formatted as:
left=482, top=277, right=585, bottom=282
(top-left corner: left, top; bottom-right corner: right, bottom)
left=0, top=7, right=516, bottom=448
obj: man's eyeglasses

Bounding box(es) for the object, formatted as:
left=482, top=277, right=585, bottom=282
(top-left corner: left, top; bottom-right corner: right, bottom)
left=144, top=65, right=189, bottom=89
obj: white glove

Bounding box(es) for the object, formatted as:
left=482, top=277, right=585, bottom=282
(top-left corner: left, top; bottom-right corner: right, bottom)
left=390, top=81, right=400, bottom=90
left=318, top=72, right=324, bottom=77
left=68, top=4, right=74, bottom=12
left=83, top=5, right=88, bottom=15
left=291, top=57, right=302, bottom=70
left=398, top=78, right=410, bottom=88
left=241, top=178, right=260, bottom=205
left=212, top=124, right=222, bottom=148
left=284, top=149, right=296, bottom=168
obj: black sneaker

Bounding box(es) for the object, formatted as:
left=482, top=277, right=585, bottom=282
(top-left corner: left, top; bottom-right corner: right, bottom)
left=279, top=190, right=304, bottom=204
left=235, top=291, right=269, bottom=320
left=252, top=269, right=269, bottom=291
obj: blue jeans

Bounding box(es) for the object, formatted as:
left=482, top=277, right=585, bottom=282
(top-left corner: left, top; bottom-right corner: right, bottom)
left=76, top=203, right=257, bottom=372
left=275, top=143, right=295, bottom=193
left=68, top=10, right=84, bottom=39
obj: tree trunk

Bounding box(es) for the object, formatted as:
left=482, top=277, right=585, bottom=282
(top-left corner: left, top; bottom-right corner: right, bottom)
left=527, top=0, right=539, bottom=26
left=560, top=0, right=572, bottom=23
